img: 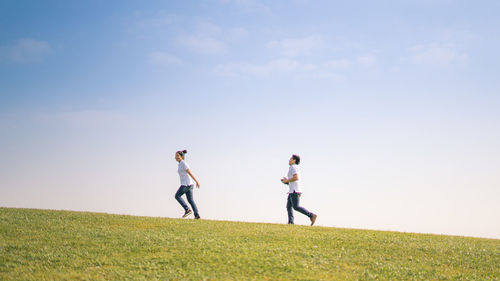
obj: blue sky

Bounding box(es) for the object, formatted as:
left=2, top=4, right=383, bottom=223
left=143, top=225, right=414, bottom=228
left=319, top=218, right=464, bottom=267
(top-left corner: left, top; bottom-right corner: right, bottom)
left=1, top=0, right=499, bottom=239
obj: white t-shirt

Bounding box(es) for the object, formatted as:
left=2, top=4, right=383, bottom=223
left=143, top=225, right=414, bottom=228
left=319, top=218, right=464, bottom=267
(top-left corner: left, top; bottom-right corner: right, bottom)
left=287, top=164, right=301, bottom=193
left=178, top=160, right=192, bottom=186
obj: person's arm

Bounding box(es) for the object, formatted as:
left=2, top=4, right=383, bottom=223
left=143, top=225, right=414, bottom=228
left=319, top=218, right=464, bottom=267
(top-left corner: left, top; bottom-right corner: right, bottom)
left=186, top=169, right=200, bottom=188
left=282, top=173, right=298, bottom=184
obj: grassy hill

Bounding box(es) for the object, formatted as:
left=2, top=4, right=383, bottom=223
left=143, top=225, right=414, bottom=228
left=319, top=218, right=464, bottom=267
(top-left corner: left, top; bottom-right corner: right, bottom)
left=1, top=208, right=498, bottom=280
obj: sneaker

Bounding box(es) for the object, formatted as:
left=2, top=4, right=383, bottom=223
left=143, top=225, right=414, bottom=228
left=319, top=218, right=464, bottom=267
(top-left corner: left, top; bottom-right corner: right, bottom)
left=310, top=214, right=317, bottom=226
left=194, top=216, right=201, bottom=220
left=182, top=209, right=192, bottom=218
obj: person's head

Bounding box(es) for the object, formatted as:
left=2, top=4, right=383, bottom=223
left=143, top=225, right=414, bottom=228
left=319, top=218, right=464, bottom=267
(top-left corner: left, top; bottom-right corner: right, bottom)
left=289, top=154, right=300, bottom=165
left=175, top=150, right=188, bottom=162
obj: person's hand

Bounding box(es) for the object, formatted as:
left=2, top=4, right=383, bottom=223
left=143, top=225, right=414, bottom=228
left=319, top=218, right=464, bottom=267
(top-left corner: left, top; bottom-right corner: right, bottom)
left=281, top=177, right=288, bottom=184
left=196, top=181, right=200, bottom=188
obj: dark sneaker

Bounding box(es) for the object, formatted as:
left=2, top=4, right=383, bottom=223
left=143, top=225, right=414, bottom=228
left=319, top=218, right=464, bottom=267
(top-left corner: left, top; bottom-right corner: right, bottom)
left=310, top=214, right=317, bottom=226
left=182, top=209, right=192, bottom=218
left=194, top=216, right=201, bottom=220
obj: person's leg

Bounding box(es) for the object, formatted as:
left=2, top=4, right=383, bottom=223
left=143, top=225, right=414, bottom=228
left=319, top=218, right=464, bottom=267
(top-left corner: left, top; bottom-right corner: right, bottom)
left=185, top=185, right=200, bottom=219
left=174, top=185, right=190, bottom=212
left=286, top=194, right=294, bottom=224
left=290, top=193, right=313, bottom=218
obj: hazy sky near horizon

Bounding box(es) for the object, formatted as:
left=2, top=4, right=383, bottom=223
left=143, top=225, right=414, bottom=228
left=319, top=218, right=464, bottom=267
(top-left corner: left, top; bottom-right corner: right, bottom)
left=1, top=0, right=499, bottom=239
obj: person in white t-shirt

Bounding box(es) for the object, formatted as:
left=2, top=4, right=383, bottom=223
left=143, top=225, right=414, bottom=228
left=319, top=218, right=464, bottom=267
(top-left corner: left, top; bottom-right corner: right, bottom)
left=281, top=154, right=317, bottom=226
left=174, top=150, right=201, bottom=219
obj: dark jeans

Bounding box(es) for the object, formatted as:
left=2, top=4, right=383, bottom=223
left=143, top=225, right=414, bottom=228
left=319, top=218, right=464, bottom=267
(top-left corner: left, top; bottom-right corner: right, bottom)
left=175, top=185, right=199, bottom=218
left=287, top=192, right=313, bottom=224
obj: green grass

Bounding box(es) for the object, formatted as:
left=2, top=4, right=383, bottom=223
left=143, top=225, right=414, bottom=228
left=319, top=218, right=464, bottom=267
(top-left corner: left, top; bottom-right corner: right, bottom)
left=1, top=208, right=499, bottom=280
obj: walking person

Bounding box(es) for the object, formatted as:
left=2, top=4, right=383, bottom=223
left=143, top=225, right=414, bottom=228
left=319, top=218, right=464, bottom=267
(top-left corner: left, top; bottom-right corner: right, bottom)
left=281, top=154, right=318, bottom=226
left=174, top=150, right=201, bottom=219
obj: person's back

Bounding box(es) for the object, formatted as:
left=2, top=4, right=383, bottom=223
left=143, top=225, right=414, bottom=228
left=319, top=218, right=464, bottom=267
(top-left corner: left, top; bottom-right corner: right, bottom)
left=287, top=163, right=301, bottom=194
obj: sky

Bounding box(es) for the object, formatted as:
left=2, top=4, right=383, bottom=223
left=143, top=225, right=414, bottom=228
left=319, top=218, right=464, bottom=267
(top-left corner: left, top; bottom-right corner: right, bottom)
left=1, top=0, right=499, bottom=239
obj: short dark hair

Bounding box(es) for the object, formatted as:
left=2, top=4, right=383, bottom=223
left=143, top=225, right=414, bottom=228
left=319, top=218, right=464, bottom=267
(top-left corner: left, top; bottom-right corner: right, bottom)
left=176, top=150, right=188, bottom=158
left=292, top=154, right=300, bottom=165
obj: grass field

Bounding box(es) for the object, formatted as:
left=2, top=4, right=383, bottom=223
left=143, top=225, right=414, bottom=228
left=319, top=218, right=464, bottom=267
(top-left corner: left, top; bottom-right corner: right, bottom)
left=0, top=208, right=499, bottom=280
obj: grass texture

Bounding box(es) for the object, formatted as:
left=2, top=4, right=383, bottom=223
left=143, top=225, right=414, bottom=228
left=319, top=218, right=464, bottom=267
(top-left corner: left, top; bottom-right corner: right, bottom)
left=1, top=208, right=499, bottom=280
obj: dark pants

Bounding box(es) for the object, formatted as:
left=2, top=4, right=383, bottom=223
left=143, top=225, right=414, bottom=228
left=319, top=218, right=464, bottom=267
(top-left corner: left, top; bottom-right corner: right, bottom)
left=287, top=192, right=313, bottom=224
left=175, top=185, right=199, bottom=218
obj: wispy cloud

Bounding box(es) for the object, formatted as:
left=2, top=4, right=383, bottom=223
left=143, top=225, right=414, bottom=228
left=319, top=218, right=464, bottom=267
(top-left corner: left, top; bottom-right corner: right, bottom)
left=178, top=35, right=225, bottom=54
left=357, top=54, right=377, bottom=66
left=0, top=38, right=51, bottom=63
left=228, top=27, right=249, bottom=40
left=408, top=43, right=468, bottom=66
left=175, top=20, right=229, bottom=55
left=324, top=58, right=352, bottom=69
left=267, top=36, right=324, bottom=57
left=195, top=21, right=223, bottom=36
left=133, top=12, right=176, bottom=29
left=214, top=59, right=315, bottom=76
left=215, top=54, right=376, bottom=78
left=220, top=0, right=271, bottom=14
left=147, top=52, right=183, bottom=66
left=133, top=14, right=246, bottom=57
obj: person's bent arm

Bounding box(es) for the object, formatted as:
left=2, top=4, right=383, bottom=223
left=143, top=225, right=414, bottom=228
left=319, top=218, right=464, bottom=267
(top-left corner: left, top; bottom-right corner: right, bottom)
left=283, top=173, right=298, bottom=184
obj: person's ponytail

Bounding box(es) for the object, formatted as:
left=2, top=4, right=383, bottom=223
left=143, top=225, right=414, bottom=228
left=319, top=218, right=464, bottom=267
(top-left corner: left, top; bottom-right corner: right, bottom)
left=177, top=150, right=188, bottom=158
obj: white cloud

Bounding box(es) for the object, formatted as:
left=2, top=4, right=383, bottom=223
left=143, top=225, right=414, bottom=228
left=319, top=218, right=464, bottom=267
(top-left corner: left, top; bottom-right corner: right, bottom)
left=437, top=29, right=479, bottom=43
left=267, top=36, right=324, bottom=57
left=215, top=54, right=381, bottom=78
left=195, top=21, right=223, bottom=36
left=134, top=13, right=176, bottom=29
left=147, top=52, right=183, bottom=65
left=214, top=59, right=315, bottom=76
left=357, top=54, right=377, bottom=66
left=408, top=43, right=468, bottom=66
left=134, top=15, right=243, bottom=56
left=175, top=21, right=229, bottom=55
left=195, top=21, right=248, bottom=42
left=132, top=15, right=228, bottom=56
left=129, top=11, right=182, bottom=38
left=311, top=72, right=346, bottom=81
left=178, top=35, right=225, bottom=54
left=220, top=0, right=271, bottom=14
left=228, top=27, right=249, bottom=40
left=324, top=58, right=352, bottom=69
left=0, top=38, right=51, bottom=63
